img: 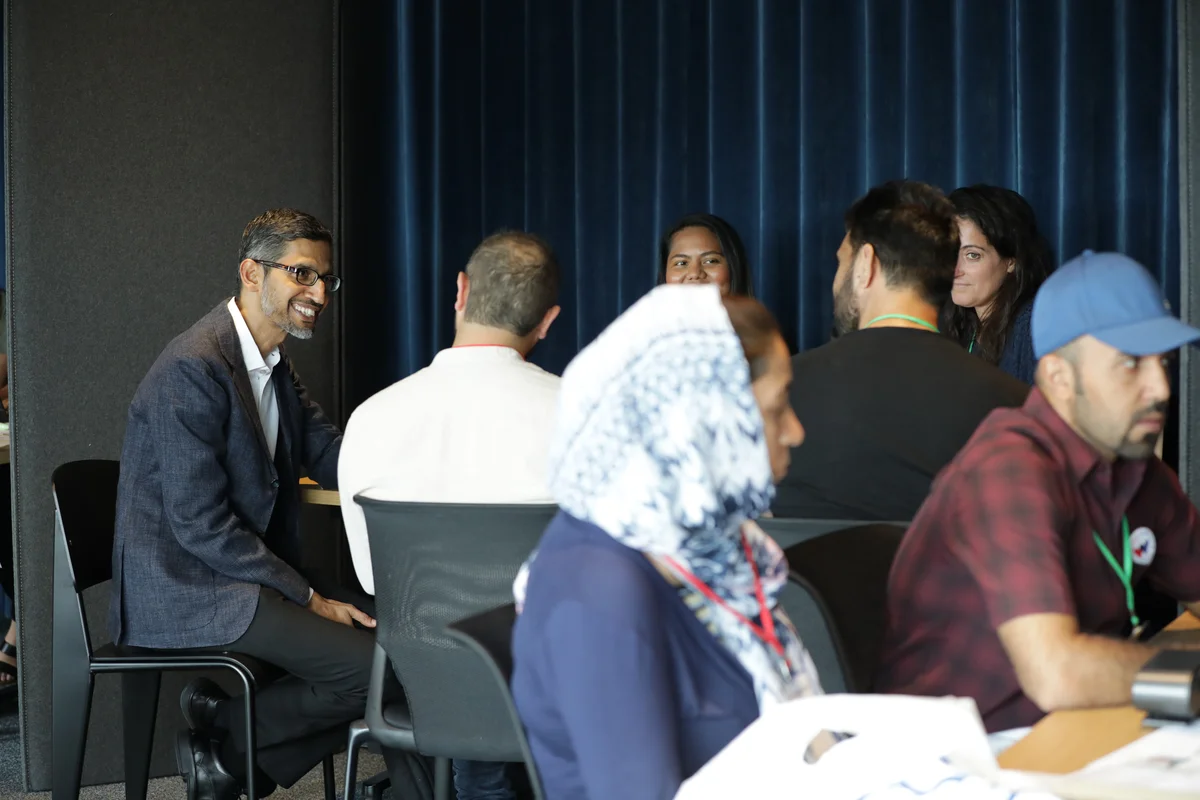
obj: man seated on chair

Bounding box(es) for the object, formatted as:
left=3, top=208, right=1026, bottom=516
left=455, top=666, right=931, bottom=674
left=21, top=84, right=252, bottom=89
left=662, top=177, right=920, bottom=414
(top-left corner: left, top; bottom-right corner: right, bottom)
left=876, top=251, right=1200, bottom=742
left=339, top=230, right=561, bottom=800
left=110, top=209, right=414, bottom=800
left=771, top=180, right=1028, bottom=521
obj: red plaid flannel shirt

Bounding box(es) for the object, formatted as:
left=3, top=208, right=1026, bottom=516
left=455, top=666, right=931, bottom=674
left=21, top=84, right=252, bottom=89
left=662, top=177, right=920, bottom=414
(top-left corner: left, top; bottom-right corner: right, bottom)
left=875, top=388, right=1200, bottom=732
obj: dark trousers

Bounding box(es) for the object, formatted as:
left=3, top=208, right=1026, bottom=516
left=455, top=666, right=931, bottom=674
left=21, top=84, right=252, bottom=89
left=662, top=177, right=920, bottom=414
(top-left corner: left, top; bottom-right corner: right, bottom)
left=196, top=585, right=413, bottom=789
left=453, top=759, right=514, bottom=800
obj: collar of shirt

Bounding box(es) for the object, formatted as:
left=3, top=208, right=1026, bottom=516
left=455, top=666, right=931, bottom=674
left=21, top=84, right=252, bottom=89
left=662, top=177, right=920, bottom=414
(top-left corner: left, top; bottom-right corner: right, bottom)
left=432, top=345, right=526, bottom=367
left=226, top=297, right=281, bottom=376
left=1021, top=387, right=1148, bottom=508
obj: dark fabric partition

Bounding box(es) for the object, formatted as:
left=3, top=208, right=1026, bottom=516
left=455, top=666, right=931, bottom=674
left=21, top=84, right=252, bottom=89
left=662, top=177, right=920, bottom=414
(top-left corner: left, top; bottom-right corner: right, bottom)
left=342, top=0, right=1179, bottom=409
left=1181, top=0, right=1200, bottom=500
left=6, top=1, right=340, bottom=788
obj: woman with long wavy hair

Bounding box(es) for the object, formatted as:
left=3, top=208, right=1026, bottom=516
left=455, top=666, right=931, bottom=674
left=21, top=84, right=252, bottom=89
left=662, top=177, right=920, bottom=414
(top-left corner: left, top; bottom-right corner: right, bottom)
left=944, top=185, right=1053, bottom=384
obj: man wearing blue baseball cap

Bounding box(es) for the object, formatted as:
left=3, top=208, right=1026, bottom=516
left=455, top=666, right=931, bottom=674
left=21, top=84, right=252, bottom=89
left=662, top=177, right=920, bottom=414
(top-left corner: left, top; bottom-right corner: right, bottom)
left=877, top=250, right=1200, bottom=740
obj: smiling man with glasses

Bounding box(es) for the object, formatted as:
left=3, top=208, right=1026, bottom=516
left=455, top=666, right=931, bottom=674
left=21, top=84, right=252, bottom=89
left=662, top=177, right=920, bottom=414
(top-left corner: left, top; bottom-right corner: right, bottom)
left=109, top=209, right=419, bottom=800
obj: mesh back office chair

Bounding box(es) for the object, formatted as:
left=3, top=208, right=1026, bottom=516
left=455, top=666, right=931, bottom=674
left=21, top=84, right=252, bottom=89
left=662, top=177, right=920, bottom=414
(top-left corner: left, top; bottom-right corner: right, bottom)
left=51, top=459, right=334, bottom=800
left=349, top=498, right=556, bottom=800
left=778, top=522, right=907, bottom=693
left=446, top=603, right=543, bottom=800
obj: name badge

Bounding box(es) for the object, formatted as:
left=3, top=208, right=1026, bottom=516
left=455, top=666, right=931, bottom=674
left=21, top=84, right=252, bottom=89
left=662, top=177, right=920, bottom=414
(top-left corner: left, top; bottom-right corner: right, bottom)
left=1131, top=527, right=1157, bottom=567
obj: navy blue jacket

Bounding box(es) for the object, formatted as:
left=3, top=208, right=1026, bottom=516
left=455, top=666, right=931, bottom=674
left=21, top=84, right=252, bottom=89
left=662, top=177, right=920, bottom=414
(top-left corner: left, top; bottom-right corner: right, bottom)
left=512, top=512, right=759, bottom=800
left=996, top=301, right=1037, bottom=384
left=109, top=302, right=341, bottom=648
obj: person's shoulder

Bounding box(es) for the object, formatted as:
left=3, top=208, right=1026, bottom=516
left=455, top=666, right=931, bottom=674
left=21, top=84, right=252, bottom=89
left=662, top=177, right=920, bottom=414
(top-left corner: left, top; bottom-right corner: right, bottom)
left=953, top=405, right=1061, bottom=476
left=140, top=321, right=223, bottom=389
left=514, top=359, right=562, bottom=392
left=351, top=366, right=436, bottom=417
left=933, top=327, right=1030, bottom=404
left=962, top=359, right=1030, bottom=405
left=150, top=304, right=229, bottom=367
left=530, top=515, right=663, bottom=609
left=790, top=339, right=845, bottom=383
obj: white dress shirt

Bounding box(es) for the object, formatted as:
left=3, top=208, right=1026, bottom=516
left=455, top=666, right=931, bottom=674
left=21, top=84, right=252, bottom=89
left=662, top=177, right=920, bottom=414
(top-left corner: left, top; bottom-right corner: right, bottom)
left=338, top=345, right=560, bottom=594
left=227, top=299, right=313, bottom=603
left=227, top=298, right=281, bottom=459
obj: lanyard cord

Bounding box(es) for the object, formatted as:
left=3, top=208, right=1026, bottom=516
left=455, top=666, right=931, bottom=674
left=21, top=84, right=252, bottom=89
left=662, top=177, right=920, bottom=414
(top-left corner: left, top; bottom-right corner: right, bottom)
left=1093, top=516, right=1140, bottom=628
left=662, top=534, right=787, bottom=661
left=864, top=314, right=940, bottom=334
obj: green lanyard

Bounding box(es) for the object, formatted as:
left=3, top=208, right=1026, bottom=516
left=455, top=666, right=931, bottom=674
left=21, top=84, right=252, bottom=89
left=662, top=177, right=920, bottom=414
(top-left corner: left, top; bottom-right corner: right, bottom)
left=864, top=314, right=940, bottom=334
left=1093, top=516, right=1140, bottom=629
left=968, top=335, right=975, bottom=354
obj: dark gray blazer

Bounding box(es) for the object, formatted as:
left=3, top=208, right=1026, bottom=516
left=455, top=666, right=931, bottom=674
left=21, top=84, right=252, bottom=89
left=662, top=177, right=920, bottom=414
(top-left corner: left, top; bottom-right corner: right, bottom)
left=109, top=301, right=342, bottom=648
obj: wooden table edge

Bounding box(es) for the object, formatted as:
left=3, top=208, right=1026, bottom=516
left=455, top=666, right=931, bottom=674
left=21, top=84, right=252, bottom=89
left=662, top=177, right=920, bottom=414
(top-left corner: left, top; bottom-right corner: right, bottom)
left=998, top=612, right=1200, bottom=774
left=299, top=477, right=340, bottom=507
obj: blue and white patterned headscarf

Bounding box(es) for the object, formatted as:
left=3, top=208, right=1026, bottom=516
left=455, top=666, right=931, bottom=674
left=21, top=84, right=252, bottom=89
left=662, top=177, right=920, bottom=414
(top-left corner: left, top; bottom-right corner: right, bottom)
left=515, top=284, right=822, bottom=709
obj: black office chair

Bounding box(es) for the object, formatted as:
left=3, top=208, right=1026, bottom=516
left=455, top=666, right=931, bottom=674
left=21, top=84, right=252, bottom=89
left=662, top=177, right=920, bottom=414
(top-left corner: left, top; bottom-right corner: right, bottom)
left=446, top=604, right=543, bottom=800
left=778, top=522, right=907, bottom=693
left=346, top=498, right=556, bottom=800
left=51, top=459, right=335, bottom=800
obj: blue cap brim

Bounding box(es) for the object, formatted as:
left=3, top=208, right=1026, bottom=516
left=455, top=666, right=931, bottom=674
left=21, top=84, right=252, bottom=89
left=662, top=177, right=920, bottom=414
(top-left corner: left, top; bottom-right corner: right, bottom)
left=1093, top=316, right=1200, bottom=356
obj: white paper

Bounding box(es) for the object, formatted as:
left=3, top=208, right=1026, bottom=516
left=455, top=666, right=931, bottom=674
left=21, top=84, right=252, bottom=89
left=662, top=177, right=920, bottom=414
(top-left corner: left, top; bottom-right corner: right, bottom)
left=1071, top=726, right=1200, bottom=797
left=674, top=694, right=1063, bottom=800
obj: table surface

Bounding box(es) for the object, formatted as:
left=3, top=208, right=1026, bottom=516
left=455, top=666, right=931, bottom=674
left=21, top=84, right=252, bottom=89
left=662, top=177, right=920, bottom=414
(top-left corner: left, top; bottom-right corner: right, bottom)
left=299, top=476, right=338, bottom=506
left=998, top=612, right=1200, bottom=774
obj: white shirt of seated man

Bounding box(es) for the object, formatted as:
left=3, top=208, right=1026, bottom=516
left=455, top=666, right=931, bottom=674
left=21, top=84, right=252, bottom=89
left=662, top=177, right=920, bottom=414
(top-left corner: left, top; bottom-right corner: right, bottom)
left=338, top=233, right=562, bottom=594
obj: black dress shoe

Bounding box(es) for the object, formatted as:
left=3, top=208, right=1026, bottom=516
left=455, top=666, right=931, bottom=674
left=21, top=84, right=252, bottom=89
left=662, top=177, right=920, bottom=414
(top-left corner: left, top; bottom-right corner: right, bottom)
left=180, top=677, right=229, bottom=735
left=175, top=730, right=242, bottom=800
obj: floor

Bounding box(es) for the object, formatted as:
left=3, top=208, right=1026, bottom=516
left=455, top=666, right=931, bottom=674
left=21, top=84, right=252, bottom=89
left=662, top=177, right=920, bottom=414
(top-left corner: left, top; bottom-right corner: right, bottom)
left=0, top=703, right=391, bottom=800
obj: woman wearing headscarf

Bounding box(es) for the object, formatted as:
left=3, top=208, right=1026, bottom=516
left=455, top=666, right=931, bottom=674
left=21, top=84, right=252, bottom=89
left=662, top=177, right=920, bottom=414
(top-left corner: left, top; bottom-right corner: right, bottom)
left=657, top=213, right=754, bottom=296
left=511, top=285, right=819, bottom=800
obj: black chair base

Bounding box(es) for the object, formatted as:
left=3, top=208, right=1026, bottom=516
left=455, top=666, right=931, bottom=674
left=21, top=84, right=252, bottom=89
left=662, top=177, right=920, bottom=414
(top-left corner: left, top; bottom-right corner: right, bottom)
left=359, top=769, right=392, bottom=800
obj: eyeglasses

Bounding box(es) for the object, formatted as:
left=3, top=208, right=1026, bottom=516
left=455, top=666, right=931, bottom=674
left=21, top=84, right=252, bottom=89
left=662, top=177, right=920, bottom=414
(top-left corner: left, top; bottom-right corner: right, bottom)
left=256, top=259, right=342, bottom=293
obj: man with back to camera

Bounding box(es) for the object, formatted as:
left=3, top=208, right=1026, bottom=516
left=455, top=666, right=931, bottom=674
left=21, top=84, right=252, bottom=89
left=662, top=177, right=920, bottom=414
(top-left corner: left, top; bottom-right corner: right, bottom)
left=877, top=251, right=1200, bottom=743
left=110, top=209, right=421, bottom=799
left=773, top=179, right=1028, bottom=522
left=339, top=230, right=562, bottom=800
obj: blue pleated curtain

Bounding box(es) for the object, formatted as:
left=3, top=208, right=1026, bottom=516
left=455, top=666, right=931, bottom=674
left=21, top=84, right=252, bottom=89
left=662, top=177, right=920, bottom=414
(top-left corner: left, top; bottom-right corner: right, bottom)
left=340, top=0, right=1178, bottom=408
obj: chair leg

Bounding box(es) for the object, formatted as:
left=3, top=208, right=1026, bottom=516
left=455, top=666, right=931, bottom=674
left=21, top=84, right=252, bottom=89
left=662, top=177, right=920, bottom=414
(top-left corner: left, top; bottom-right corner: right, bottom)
left=433, top=756, right=451, bottom=800
left=361, top=771, right=391, bottom=800
left=323, top=754, right=336, bottom=800
left=240, top=684, right=258, bottom=800
left=51, top=665, right=94, bottom=800
left=342, top=719, right=370, bottom=800
left=121, top=671, right=162, bottom=800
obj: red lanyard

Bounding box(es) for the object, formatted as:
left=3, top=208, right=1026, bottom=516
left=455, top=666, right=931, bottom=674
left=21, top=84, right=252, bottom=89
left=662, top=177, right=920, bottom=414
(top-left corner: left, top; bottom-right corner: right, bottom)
left=662, top=533, right=788, bottom=661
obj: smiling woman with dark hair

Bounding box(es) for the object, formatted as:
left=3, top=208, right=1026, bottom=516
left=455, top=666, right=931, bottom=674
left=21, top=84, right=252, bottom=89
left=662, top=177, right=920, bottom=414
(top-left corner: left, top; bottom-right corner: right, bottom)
left=946, top=185, right=1054, bottom=384
left=657, top=213, right=754, bottom=297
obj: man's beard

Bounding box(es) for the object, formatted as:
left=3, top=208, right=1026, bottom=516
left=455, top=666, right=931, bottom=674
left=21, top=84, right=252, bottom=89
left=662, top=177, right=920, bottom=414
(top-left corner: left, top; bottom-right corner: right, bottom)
left=832, top=279, right=859, bottom=338
left=261, top=280, right=314, bottom=340
left=1113, top=401, right=1169, bottom=460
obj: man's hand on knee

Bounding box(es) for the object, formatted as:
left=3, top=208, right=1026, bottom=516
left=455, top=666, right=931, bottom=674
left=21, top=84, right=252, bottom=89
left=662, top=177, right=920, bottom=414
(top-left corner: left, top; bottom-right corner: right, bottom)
left=306, top=590, right=377, bottom=629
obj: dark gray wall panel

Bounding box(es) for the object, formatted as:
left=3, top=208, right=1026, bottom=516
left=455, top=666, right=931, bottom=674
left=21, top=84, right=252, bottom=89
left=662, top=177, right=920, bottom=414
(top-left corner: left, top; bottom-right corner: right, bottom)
left=1182, top=0, right=1198, bottom=502
left=7, top=1, right=339, bottom=788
